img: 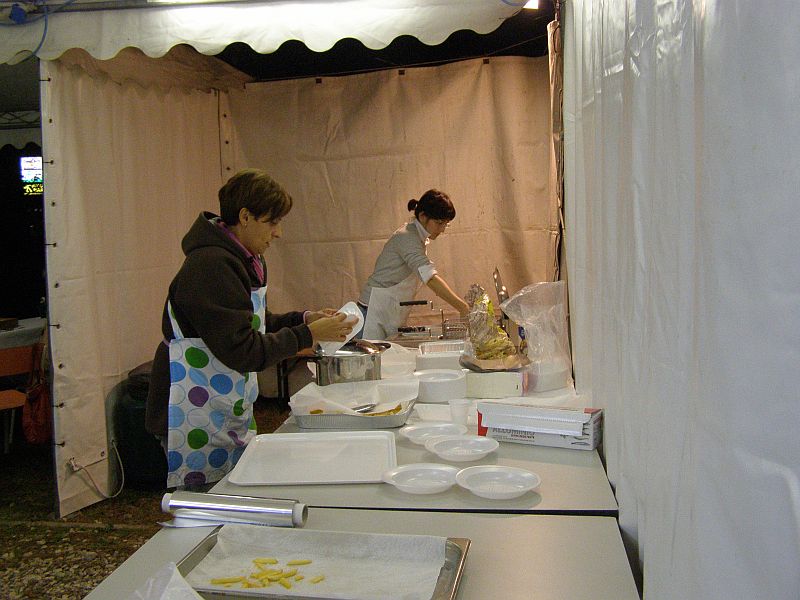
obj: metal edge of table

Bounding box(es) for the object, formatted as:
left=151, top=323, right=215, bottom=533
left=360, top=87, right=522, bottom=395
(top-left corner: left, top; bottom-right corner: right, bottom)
left=84, top=511, right=638, bottom=600
left=209, top=418, right=618, bottom=516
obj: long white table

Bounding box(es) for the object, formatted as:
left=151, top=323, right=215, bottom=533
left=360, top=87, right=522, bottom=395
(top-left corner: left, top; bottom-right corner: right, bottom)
left=84, top=509, right=639, bottom=600
left=210, top=418, right=618, bottom=515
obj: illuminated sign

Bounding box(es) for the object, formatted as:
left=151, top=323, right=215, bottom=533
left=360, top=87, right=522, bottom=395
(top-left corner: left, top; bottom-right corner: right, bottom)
left=20, top=156, right=43, bottom=196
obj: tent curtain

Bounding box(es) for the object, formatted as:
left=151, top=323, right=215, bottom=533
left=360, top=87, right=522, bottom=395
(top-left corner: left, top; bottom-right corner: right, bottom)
left=224, top=55, right=557, bottom=316
left=564, top=1, right=800, bottom=598
left=547, top=16, right=564, bottom=282
left=41, top=50, right=225, bottom=516
left=44, top=49, right=556, bottom=515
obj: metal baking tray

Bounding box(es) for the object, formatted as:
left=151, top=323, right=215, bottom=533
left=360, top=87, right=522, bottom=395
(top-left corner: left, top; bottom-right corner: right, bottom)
left=177, top=526, right=470, bottom=600
left=293, top=400, right=416, bottom=430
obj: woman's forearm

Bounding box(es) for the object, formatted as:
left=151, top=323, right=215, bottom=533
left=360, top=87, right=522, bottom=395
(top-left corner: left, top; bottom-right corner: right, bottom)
left=426, top=275, right=469, bottom=315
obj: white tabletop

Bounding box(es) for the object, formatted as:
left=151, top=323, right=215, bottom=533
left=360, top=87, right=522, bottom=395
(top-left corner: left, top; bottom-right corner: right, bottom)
left=84, top=510, right=638, bottom=600
left=0, top=317, right=46, bottom=349
left=210, top=418, right=618, bottom=515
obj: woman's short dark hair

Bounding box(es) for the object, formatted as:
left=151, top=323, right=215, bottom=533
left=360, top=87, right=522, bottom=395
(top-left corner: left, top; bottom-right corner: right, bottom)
left=407, top=189, right=455, bottom=221
left=218, top=169, right=293, bottom=226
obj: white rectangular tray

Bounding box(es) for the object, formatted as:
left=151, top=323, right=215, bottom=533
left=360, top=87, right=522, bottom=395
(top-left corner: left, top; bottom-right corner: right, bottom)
left=228, top=431, right=397, bottom=486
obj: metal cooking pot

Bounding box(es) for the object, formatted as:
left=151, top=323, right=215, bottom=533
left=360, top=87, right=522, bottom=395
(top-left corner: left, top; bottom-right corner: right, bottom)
left=312, top=339, right=390, bottom=386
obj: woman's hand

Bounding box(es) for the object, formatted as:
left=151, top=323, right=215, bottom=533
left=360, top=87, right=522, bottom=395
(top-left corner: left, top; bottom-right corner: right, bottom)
left=305, top=308, right=339, bottom=323
left=308, top=312, right=355, bottom=343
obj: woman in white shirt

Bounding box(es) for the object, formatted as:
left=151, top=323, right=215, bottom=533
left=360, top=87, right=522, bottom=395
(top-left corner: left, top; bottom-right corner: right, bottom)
left=358, top=189, right=469, bottom=340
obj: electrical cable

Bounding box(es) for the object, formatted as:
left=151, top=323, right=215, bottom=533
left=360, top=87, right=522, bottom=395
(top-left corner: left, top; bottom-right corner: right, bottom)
left=0, top=0, right=81, bottom=26
left=67, top=439, right=126, bottom=499
left=1, top=0, right=82, bottom=61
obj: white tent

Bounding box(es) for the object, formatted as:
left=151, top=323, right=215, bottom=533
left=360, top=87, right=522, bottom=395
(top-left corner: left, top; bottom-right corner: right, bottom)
left=3, top=0, right=559, bottom=515
left=2, top=1, right=798, bottom=599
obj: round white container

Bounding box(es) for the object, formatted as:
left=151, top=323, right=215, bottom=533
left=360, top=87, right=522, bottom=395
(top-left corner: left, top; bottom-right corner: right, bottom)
left=414, top=369, right=467, bottom=403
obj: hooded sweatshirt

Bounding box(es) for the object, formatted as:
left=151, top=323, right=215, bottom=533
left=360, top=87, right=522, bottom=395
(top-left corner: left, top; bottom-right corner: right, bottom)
left=145, top=212, right=313, bottom=436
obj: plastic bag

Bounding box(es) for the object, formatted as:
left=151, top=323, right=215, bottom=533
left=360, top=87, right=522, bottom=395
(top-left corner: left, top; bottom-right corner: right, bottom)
left=501, top=281, right=573, bottom=392
left=125, top=562, right=204, bottom=600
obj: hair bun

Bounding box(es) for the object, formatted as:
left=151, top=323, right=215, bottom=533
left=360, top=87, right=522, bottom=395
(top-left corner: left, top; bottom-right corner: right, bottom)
left=407, top=199, right=418, bottom=212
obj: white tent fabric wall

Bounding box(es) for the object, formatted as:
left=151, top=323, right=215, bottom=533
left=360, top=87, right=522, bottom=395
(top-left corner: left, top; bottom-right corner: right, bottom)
left=41, top=51, right=226, bottom=516
left=564, top=1, right=800, bottom=599
left=224, top=56, right=557, bottom=313
left=42, top=49, right=556, bottom=515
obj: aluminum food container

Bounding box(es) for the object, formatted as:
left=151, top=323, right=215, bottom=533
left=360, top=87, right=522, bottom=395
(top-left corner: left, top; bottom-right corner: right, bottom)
left=176, top=526, right=470, bottom=600
left=294, top=400, right=416, bottom=430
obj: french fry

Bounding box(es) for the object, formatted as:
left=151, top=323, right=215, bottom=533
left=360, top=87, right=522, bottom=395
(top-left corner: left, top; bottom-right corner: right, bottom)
left=211, top=577, right=245, bottom=585
left=209, top=556, right=326, bottom=590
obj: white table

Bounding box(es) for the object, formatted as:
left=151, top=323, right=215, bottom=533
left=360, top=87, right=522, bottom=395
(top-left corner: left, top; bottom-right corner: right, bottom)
left=84, top=509, right=639, bottom=600
left=0, top=317, right=46, bottom=349
left=210, top=418, right=618, bottom=515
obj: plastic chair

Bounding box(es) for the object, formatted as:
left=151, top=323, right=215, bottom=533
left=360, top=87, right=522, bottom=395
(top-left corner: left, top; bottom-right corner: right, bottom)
left=0, top=344, right=36, bottom=453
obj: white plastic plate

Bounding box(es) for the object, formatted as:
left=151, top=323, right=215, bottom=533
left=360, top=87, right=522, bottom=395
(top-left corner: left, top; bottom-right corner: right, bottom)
left=228, top=431, right=396, bottom=485
left=414, top=369, right=467, bottom=403
left=382, top=463, right=460, bottom=494
left=424, top=435, right=499, bottom=462
left=456, top=465, right=541, bottom=500
left=317, top=301, right=365, bottom=356
left=399, top=422, right=468, bottom=445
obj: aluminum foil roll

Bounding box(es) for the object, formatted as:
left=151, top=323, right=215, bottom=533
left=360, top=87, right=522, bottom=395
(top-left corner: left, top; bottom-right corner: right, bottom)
left=161, top=491, right=307, bottom=528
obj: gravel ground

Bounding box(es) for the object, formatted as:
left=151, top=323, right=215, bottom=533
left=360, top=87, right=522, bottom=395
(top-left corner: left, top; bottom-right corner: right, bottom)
left=0, top=399, right=289, bottom=600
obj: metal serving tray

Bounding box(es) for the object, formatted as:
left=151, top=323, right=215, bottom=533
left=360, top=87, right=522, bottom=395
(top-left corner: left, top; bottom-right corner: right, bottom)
left=176, top=526, right=470, bottom=600
left=293, top=400, right=416, bottom=430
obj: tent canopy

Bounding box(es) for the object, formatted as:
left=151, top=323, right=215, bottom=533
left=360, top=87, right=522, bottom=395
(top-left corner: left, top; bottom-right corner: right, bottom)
left=0, top=0, right=525, bottom=64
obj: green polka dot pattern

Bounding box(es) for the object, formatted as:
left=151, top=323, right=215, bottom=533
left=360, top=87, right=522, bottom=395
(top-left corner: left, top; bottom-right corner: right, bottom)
left=187, top=428, right=209, bottom=449
left=185, top=346, right=210, bottom=368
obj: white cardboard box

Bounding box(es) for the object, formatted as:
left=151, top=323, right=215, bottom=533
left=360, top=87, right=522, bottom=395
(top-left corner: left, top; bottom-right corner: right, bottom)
left=476, top=401, right=603, bottom=450
left=465, top=371, right=526, bottom=398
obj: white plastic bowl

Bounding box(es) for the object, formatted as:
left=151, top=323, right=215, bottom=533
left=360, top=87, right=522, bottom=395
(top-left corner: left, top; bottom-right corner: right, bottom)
left=382, top=463, right=460, bottom=494
left=424, top=434, right=499, bottom=462
left=414, top=369, right=467, bottom=403
left=399, top=422, right=468, bottom=445
left=455, top=465, right=541, bottom=500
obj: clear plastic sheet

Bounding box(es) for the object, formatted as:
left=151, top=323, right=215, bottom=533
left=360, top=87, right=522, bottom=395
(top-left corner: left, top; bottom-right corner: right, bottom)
left=501, top=281, right=573, bottom=392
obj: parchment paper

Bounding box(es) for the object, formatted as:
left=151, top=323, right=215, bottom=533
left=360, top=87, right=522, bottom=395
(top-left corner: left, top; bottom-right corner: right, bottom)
left=185, top=524, right=445, bottom=599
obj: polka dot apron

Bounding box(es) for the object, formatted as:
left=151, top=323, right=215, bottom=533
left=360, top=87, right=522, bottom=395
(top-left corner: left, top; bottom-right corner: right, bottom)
left=165, top=286, right=266, bottom=488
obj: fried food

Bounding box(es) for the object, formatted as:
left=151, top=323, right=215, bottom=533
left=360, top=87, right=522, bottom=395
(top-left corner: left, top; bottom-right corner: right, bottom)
left=465, top=284, right=517, bottom=359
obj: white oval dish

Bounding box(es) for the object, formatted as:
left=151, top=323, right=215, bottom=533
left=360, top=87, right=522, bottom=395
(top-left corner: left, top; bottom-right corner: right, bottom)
left=424, top=434, right=499, bottom=462
left=399, top=422, right=468, bottom=445
left=317, top=301, right=364, bottom=356
left=382, top=463, right=460, bottom=494
left=455, top=465, right=541, bottom=500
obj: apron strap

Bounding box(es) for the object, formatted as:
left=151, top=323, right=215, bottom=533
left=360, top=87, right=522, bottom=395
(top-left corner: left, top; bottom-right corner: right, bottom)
left=166, top=300, right=185, bottom=341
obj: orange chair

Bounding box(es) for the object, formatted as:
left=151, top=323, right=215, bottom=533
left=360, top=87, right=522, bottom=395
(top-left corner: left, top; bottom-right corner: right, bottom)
left=0, top=344, right=36, bottom=453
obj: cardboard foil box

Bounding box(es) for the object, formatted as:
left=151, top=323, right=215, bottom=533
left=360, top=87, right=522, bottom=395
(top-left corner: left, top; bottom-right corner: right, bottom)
left=477, top=401, right=603, bottom=451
